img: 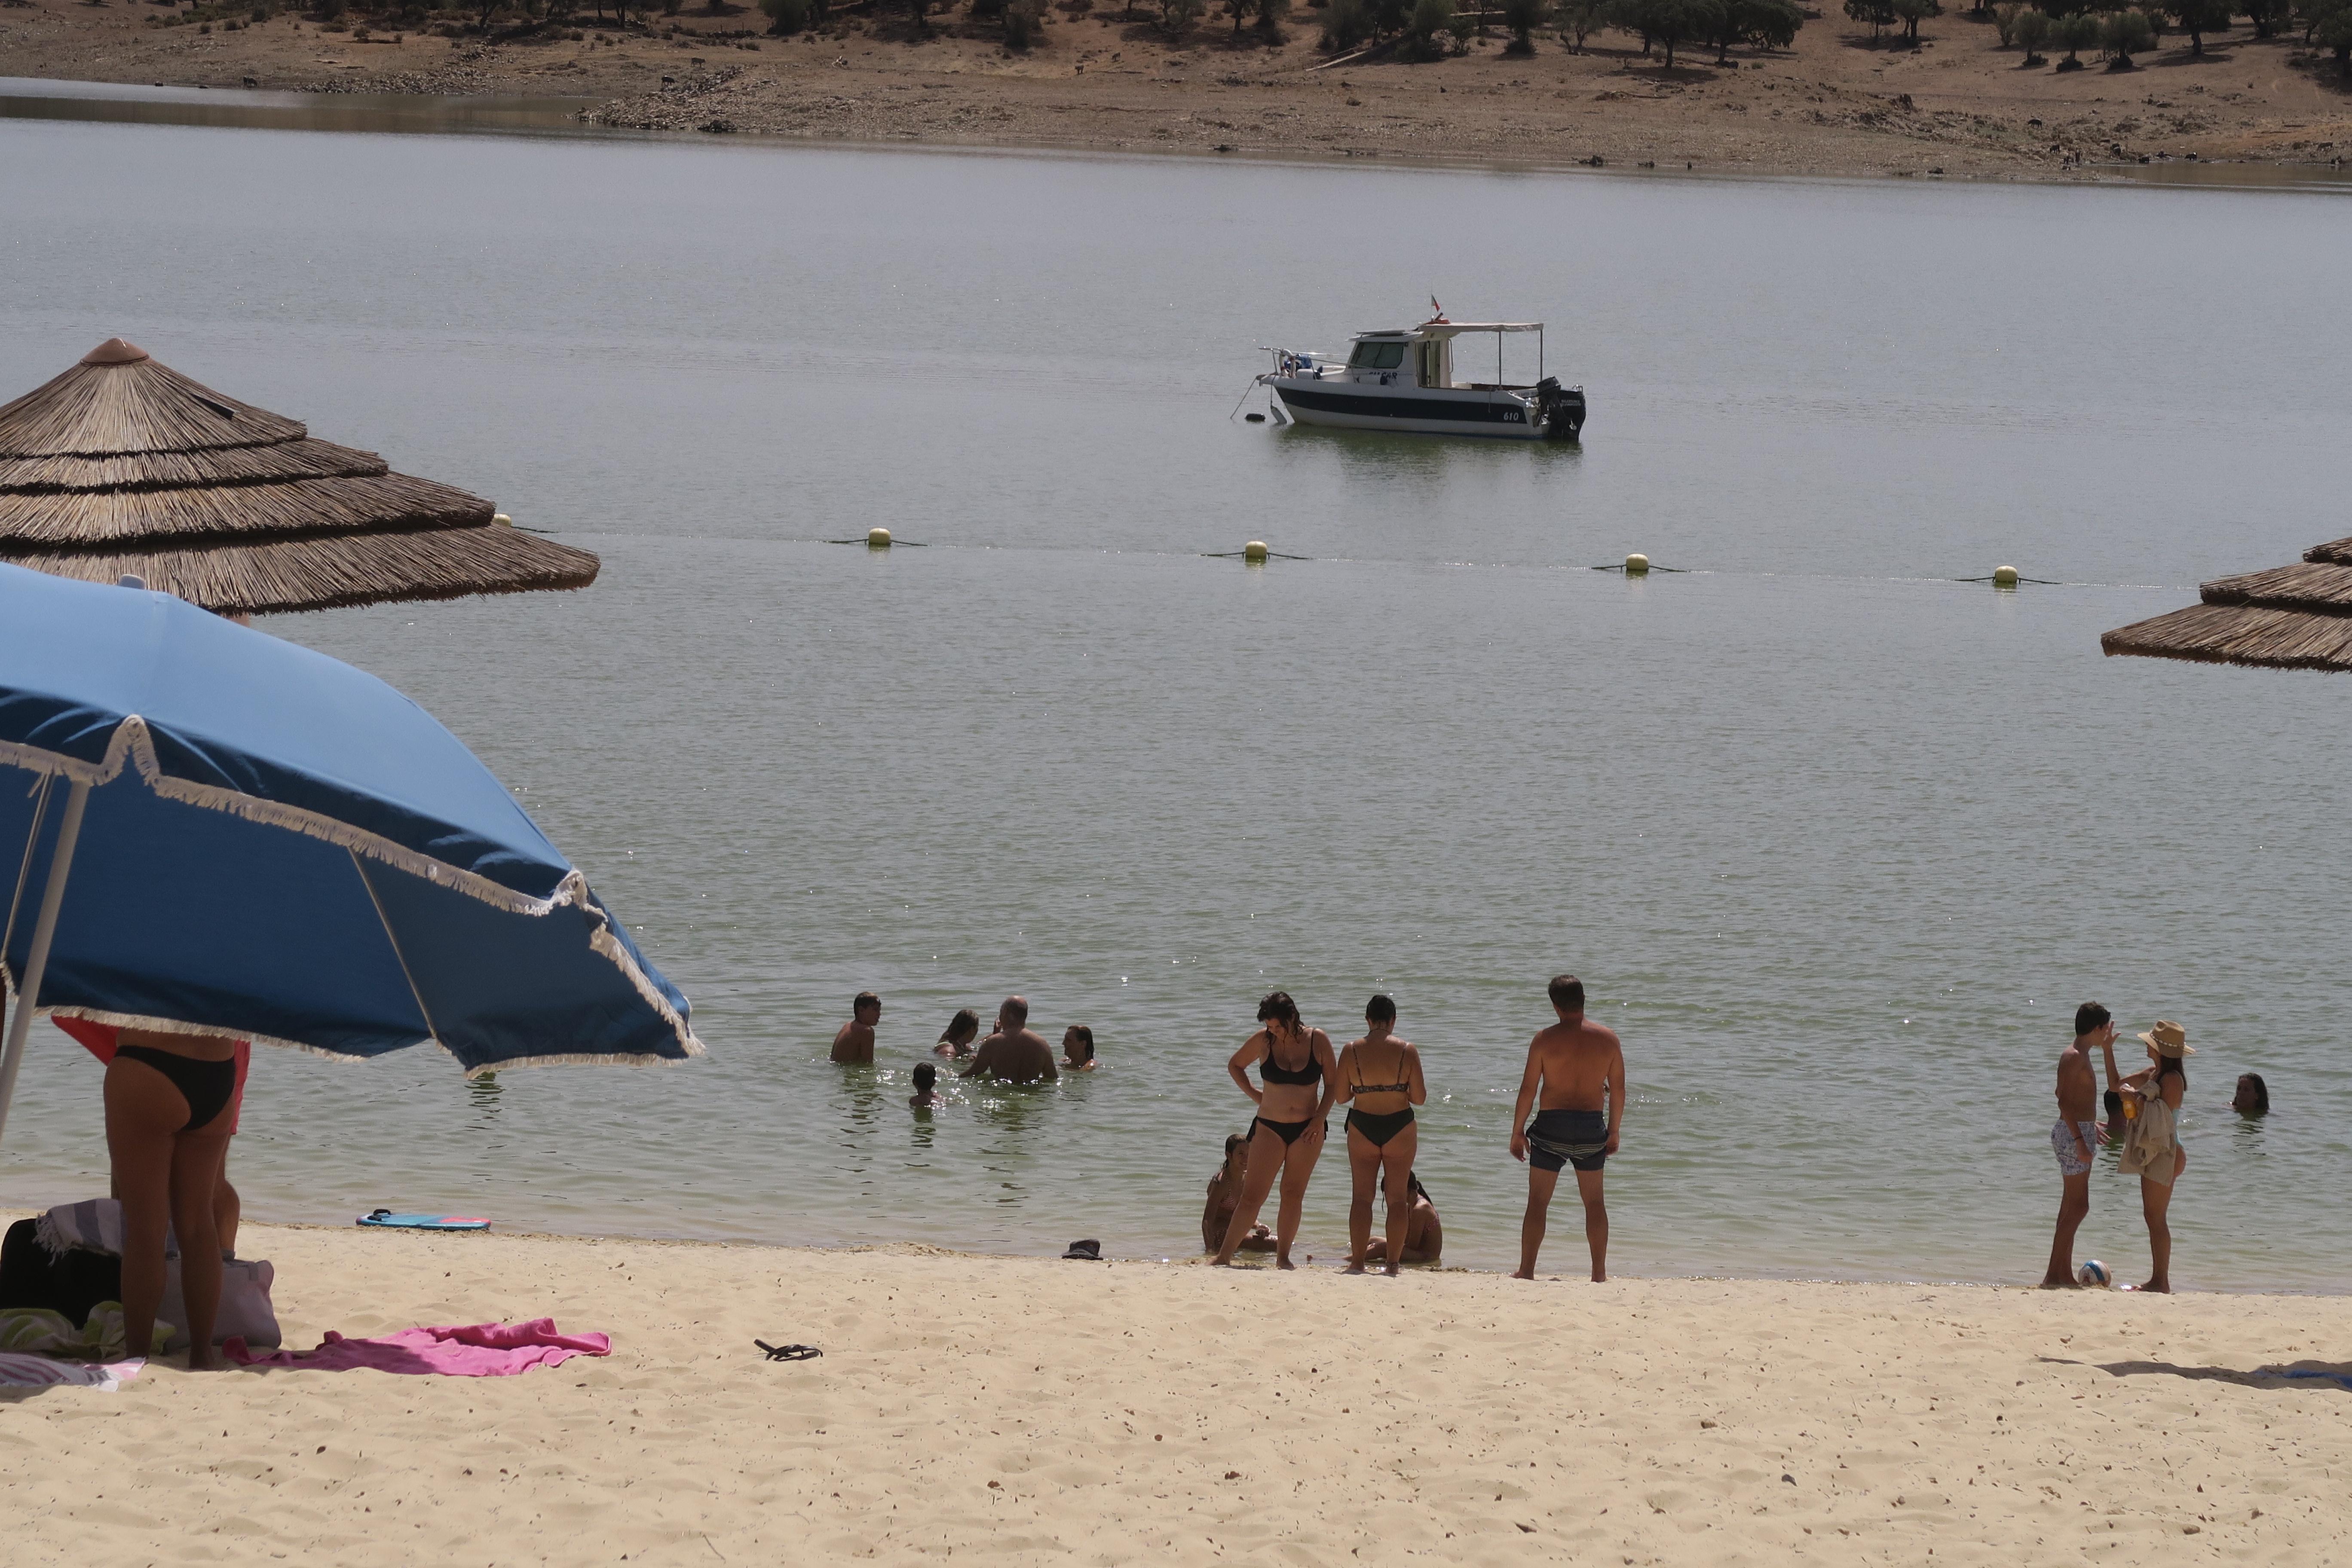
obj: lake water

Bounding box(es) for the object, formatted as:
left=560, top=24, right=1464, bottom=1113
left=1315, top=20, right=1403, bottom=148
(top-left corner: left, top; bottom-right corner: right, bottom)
left=2, top=101, right=2348, bottom=1289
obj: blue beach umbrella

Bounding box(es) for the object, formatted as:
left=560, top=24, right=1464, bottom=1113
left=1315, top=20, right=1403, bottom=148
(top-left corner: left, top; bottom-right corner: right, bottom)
left=0, top=564, right=702, bottom=1148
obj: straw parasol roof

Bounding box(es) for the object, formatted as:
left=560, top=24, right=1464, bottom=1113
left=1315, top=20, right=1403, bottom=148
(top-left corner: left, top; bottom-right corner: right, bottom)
left=0, top=339, right=598, bottom=616
left=2101, top=536, right=2352, bottom=674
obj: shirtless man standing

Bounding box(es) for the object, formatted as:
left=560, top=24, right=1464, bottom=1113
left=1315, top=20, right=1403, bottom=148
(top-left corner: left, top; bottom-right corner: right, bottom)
left=959, top=996, right=1059, bottom=1084
left=2041, top=1001, right=2120, bottom=1288
left=1509, top=975, right=1624, bottom=1283
left=831, top=992, right=880, bottom=1064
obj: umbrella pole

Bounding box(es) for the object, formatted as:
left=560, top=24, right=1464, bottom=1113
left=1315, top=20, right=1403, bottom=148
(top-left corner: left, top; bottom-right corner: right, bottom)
left=0, top=778, right=91, bottom=1153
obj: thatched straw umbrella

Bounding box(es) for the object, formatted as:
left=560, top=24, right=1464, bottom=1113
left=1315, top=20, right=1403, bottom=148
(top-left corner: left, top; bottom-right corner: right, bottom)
left=2102, top=535, right=2352, bottom=674
left=0, top=339, right=597, bottom=616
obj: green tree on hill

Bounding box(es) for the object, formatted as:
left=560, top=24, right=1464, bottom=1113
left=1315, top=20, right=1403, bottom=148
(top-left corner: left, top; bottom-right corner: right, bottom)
left=2051, top=8, right=2098, bottom=59
left=1614, top=0, right=1718, bottom=64
left=2011, top=3, right=2052, bottom=55
left=2165, top=0, right=2229, bottom=51
left=2099, top=5, right=2152, bottom=58
left=1500, top=0, right=1550, bottom=48
left=1844, top=0, right=1894, bottom=39
left=1559, top=0, right=1609, bottom=46
left=2309, top=0, right=2352, bottom=73
left=1702, top=0, right=1802, bottom=58
left=1888, top=0, right=1938, bottom=38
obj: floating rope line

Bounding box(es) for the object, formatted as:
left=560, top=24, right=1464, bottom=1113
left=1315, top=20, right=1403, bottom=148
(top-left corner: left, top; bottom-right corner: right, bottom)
left=1954, top=573, right=2064, bottom=585
left=1590, top=562, right=1690, bottom=573
left=1203, top=548, right=1311, bottom=560
left=824, top=537, right=930, bottom=546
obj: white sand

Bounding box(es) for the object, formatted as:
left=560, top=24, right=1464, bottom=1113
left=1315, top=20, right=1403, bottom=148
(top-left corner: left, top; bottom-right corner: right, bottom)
left=3, top=1220, right=2349, bottom=1565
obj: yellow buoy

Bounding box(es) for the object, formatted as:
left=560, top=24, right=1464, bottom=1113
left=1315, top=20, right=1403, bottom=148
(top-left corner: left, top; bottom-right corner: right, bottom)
left=1243, top=540, right=1269, bottom=563
left=868, top=527, right=892, bottom=549
left=491, top=513, right=514, bottom=528
left=1625, top=552, right=1650, bottom=576
left=1993, top=564, right=2019, bottom=588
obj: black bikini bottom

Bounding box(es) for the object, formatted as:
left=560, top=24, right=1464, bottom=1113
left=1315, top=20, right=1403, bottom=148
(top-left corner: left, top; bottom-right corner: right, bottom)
left=1253, top=1116, right=1323, bottom=1147
left=1347, top=1106, right=1415, bottom=1147
left=115, top=1045, right=236, bottom=1133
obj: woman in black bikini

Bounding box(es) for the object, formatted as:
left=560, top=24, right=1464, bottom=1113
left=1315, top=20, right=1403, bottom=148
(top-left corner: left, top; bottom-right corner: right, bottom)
left=1211, top=992, right=1338, bottom=1269
left=105, top=1026, right=239, bottom=1367
left=1336, top=994, right=1427, bottom=1276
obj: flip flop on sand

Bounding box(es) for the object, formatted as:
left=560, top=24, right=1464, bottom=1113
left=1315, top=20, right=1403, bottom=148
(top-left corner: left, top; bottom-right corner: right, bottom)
left=754, top=1341, right=822, bottom=1361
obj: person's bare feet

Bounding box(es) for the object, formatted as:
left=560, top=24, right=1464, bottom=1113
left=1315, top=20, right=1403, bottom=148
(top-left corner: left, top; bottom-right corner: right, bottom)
left=2130, top=1281, right=2171, bottom=1293
left=1342, top=1260, right=1367, bottom=1275
left=1591, top=1270, right=1607, bottom=1283
left=1384, top=1264, right=1401, bottom=1277
left=1511, top=1267, right=1535, bottom=1280
left=2040, top=1277, right=2082, bottom=1289
left=1277, top=1256, right=1296, bottom=1271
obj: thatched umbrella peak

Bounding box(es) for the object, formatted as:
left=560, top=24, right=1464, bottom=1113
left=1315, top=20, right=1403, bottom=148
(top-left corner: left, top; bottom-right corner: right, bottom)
left=0, top=340, right=598, bottom=616
left=2103, top=535, right=2352, bottom=674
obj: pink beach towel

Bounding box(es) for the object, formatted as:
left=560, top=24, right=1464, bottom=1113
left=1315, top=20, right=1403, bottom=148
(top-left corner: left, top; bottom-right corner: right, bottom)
left=225, top=1318, right=608, bottom=1376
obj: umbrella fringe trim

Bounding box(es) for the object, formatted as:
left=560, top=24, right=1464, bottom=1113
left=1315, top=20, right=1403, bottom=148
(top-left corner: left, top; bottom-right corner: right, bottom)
left=9, top=998, right=702, bottom=1075
left=1, top=719, right=707, bottom=1066
left=33, top=1002, right=380, bottom=1063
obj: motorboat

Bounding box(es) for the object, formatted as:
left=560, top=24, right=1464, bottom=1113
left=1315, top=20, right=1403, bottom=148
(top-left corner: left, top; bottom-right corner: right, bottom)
left=1255, top=309, right=1586, bottom=441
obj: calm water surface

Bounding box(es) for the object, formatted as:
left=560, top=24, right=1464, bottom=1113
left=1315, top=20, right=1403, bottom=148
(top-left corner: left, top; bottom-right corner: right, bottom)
left=1, top=113, right=2347, bottom=1288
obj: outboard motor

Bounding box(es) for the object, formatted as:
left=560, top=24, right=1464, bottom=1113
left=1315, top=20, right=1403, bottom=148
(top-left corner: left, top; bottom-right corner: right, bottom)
left=1534, top=377, right=1587, bottom=441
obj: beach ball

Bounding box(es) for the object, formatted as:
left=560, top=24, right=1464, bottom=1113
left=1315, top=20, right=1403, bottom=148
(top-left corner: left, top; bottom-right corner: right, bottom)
left=2077, top=1259, right=2111, bottom=1288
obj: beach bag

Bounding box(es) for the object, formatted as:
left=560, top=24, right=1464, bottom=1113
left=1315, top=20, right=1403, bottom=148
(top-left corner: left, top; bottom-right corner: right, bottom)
left=160, top=1257, right=281, bottom=1349
left=0, top=1216, right=123, bottom=1329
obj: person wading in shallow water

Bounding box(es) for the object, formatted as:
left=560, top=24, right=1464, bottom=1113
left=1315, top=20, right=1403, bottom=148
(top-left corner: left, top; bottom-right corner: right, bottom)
left=2042, top=1002, right=2120, bottom=1288
left=832, top=992, right=880, bottom=1064
left=959, top=997, right=1058, bottom=1084
left=1212, top=991, right=1339, bottom=1270
left=1509, top=975, right=1623, bottom=1283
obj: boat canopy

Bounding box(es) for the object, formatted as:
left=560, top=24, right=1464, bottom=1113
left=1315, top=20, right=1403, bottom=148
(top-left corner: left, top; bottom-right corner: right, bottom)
left=1357, top=322, right=1544, bottom=338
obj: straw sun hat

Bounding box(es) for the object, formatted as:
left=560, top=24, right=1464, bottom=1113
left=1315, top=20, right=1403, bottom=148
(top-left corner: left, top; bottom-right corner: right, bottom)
left=2138, top=1020, right=2195, bottom=1057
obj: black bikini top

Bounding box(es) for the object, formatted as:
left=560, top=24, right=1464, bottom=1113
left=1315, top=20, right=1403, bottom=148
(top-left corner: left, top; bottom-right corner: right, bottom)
left=1259, top=1035, right=1322, bottom=1086
left=1351, top=1044, right=1411, bottom=1096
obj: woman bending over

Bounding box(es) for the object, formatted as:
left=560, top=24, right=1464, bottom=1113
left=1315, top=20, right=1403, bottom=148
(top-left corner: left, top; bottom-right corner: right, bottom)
left=1211, top=991, right=1338, bottom=1269
left=1336, top=994, right=1427, bottom=1276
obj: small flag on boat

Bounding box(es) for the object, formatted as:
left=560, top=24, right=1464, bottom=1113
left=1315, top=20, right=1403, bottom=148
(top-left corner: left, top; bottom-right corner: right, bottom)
left=1428, top=296, right=1448, bottom=322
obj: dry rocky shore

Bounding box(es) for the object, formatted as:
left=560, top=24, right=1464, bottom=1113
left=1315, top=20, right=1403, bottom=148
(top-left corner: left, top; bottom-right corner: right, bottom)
left=3, top=0, right=2346, bottom=176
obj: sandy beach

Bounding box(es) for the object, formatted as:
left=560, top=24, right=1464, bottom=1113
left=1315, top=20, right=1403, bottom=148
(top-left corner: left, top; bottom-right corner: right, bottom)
left=5, top=1215, right=2349, bottom=1565
left=3, top=0, right=2347, bottom=178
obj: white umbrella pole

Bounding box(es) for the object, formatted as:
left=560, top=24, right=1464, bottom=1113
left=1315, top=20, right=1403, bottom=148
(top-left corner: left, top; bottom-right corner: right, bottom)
left=0, top=778, right=91, bottom=1154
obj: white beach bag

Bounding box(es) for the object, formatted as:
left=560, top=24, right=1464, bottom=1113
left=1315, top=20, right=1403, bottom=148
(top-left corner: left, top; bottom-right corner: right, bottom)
left=160, top=1257, right=281, bottom=1349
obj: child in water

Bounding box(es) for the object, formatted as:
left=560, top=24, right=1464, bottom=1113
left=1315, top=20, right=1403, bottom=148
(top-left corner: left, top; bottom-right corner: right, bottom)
left=909, top=1062, right=944, bottom=1109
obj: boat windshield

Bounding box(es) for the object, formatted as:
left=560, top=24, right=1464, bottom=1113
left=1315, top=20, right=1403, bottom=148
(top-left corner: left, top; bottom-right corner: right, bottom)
left=1347, top=340, right=1407, bottom=370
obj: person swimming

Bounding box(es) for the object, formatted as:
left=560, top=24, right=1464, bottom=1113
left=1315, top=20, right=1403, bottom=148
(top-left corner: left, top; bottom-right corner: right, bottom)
left=934, top=1009, right=981, bottom=1058
left=2233, top=1072, right=2269, bottom=1115
left=1211, top=991, right=1338, bottom=1270
left=1336, top=994, right=1426, bottom=1277
left=909, top=1062, right=944, bottom=1109
left=1062, top=1026, right=1099, bottom=1070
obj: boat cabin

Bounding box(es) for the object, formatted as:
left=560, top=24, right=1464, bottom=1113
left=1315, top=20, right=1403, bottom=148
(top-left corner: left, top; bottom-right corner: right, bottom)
left=1338, top=322, right=1547, bottom=392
